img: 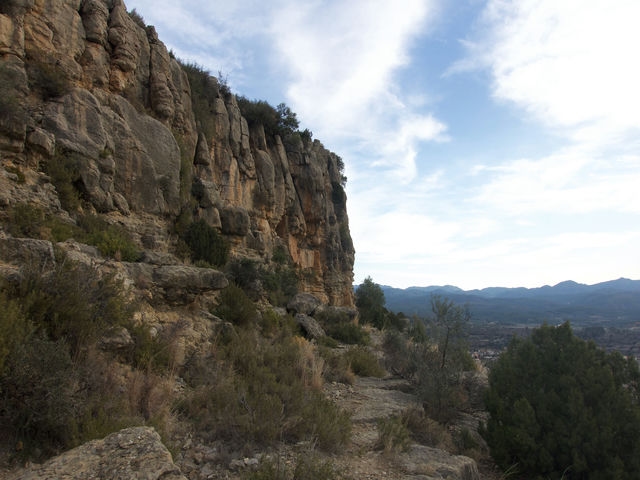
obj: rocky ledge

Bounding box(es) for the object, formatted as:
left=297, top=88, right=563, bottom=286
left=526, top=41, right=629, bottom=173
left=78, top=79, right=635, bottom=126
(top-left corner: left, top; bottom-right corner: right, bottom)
left=7, top=427, right=186, bottom=480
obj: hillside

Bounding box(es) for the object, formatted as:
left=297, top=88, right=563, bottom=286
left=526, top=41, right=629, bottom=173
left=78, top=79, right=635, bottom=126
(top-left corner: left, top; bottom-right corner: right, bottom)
left=382, top=279, right=640, bottom=325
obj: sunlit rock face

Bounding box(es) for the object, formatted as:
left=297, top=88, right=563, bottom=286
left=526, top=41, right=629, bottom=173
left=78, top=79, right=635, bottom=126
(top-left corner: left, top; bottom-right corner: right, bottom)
left=0, top=0, right=354, bottom=306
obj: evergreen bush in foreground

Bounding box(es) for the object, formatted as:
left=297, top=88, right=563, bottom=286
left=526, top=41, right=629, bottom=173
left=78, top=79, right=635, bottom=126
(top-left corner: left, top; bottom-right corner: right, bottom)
left=483, top=322, right=640, bottom=479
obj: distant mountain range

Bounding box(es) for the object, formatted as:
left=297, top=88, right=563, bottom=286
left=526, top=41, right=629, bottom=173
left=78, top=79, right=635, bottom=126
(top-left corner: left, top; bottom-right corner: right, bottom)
left=381, top=278, right=640, bottom=326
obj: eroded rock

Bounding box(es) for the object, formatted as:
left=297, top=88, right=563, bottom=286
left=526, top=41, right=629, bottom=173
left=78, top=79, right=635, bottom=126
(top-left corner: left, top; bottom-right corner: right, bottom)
left=7, top=427, right=187, bottom=480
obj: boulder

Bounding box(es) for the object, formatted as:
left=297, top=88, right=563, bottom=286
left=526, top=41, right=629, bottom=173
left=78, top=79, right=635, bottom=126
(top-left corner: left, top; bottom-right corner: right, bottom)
left=151, top=265, right=228, bottom=304
left=7, top=427, right=187, bottom=480
left=220, top=206, right=250, bottom=236
left=295, top=313, right=325, bottom=340
left=396, top=445, right=480, bottom=480
left=99, top=325, right=134, bottom=351
left=287, top=292, right=322, bottom=316
left=0, top=237, right=55, bottom=269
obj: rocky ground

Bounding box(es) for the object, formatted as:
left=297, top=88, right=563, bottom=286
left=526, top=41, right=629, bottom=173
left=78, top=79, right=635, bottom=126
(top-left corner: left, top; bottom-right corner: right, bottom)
left=4, top=373, right=501, bottom=480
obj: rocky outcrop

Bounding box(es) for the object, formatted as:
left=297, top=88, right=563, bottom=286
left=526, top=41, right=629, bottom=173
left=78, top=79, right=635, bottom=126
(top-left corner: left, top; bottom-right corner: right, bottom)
left=0, top=0, right=354, bottom=306
left=7, top=427, right=187, bottom=480
left=397, top=446, right=480, bottom=480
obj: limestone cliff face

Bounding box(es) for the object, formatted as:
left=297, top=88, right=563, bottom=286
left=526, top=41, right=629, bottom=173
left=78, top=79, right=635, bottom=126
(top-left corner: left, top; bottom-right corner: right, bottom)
left=0, top=0, right=354, bottom=305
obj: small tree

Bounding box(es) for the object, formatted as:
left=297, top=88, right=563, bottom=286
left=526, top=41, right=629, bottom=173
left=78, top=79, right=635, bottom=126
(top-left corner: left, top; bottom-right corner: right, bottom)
left=484, top=322, right=640, bottom=479
left=417, top=296, right=473, bottom=423
left=355, top=276, right=387, bottom=329
left=276, top=102, right=299, bottom=133
left=430, top=295, right=471, bottom=370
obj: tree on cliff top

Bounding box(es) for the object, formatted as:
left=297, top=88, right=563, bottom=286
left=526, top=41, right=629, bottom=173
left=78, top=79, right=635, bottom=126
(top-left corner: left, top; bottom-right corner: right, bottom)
left=355, top=276, right=387, bottom=329
left=483, top=322, right=640, bottom=479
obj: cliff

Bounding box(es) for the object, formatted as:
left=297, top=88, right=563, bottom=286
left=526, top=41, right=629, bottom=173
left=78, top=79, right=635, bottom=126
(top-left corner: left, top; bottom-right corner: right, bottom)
left=0, top=0, right=354, bottom=306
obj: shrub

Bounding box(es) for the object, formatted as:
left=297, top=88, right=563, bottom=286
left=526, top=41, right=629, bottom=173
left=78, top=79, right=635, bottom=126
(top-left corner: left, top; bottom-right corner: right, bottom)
left=183, top=219, right=228, bottom=267
left=126, top=323, right=174, bottom=373
left=10, top=259, right=134, bottom=356
left=261, top=264, right=298, bottom=307
left=5, top=202, right=46, bottom=238
left=226, top=258, right=261, bottom=299
left=1, top=335, right=78, bottom=457
left=376, top=415, right=411, bottom=454
left=324, top=321, right=370, bottom=345
left=179, top=327, right=351, bottom=451
left=244, top=454, right=347, bottom=480
left=44, top=149, right=83, bottom=211
left=213, top=283, right=259, bottom=326
left=0, top=85, right=25, bottom=133
left=355, top=276, right=387, bottom=329
left=316, top=310, right=371, bottom=345
left=293, top=453, right=346, bottom=480
left=343, top=346, right=385, bottom=378
left=400, top=406, right=452, bottom=449
left=4, top=204, right=140, bottom=261
left=0, top=290, right=31, bottom=374
left=78, top=215, right=140, bottom=262
left=484, top=322, right=640, bottom=479
left=318, top=345, right=355, bottom=385
left=128, top=8, right=146, bottom=28
left=272, top=245, right=288, bottom=265
left=237, top=97, right=301, bottom=140
left=179, top=61, right=218, bottom=139
left=4, top=165, right=25, bottom=183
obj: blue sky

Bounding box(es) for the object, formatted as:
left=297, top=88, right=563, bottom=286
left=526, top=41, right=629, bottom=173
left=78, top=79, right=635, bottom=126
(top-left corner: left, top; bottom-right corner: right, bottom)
left=126, top=0, right=640, bottom=289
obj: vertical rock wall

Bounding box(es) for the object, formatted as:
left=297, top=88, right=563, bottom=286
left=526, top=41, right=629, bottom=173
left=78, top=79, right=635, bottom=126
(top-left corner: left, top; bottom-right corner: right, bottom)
left=0, top=0, right=354, bottom=305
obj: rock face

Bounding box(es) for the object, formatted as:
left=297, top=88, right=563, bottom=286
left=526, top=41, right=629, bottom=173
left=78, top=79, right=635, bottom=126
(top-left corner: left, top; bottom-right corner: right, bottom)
left=0, top=0, right=354, bottom=306
left=7, top=427, right=187, bottom=480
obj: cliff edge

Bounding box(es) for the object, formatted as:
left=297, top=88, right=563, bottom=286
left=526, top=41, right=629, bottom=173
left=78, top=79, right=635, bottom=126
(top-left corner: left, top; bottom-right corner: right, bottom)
left=0, top=0, right=354, bottom=305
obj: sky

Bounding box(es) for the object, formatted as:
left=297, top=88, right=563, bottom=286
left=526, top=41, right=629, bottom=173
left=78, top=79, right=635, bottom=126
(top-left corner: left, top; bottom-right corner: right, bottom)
left=126, top=0, right=640, bottom=290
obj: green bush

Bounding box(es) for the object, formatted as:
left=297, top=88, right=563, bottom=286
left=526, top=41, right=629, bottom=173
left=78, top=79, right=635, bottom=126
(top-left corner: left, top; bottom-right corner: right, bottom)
left=126, top=323, right=174, bottom=372
left=376, top=415, right=411, bottom=454
left=226, top=258, right=261, bottom=299
left=400, top=406, right=451, bottom=448
left=8, top=259, right=134, bottom=356
left=0, top=87, right=25, bottom=134
left=183, top=219, right=228, bottom=267
left=261, top=264, right=298, bottom=307
left=0, top=290, right=31, bottom=374
left=1, top=335, right=78, bottom=457
left=213, top=283, right=259, bottom=326
left=244, top=454, right=347, bottom=480
left=335, top=324, right=371, bottom=346
left=317, top=345, right=354, bottom=384
left=0, top=258, right=175, bottom=461
left=293, top=453, right=346, bottom=480
left=4, top=204, right=140, bottom=261
left=179, top=327, right=351, bottom=451
left=355, top=276, right=387, bottom=329
left=77, top=215, right=140, bottom=262
left=128, top=8, right=146, bottom=28
left=324, top=321, right=370, bottom=345
left=236, top=97, right=301, bottom=140
left=4, top=165, right=25, bottom=184
left=344, top=346, right=385, bottom=378
left=44, top=149, right=83, bottom=211
left=484, top=322, right=640, bottom=479
left=179, top=61, right=219, bottom=139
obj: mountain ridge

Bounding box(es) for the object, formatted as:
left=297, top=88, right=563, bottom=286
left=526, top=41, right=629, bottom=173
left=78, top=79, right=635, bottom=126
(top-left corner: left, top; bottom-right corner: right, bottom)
left=380, top=278, right=640, bottom=325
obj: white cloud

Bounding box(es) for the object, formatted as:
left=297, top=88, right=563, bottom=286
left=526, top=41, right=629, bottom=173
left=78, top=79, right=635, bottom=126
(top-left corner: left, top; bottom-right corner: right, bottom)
left=461, top=0, right=640, bottom=138
left=268, top=0, right=447, bottom=182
